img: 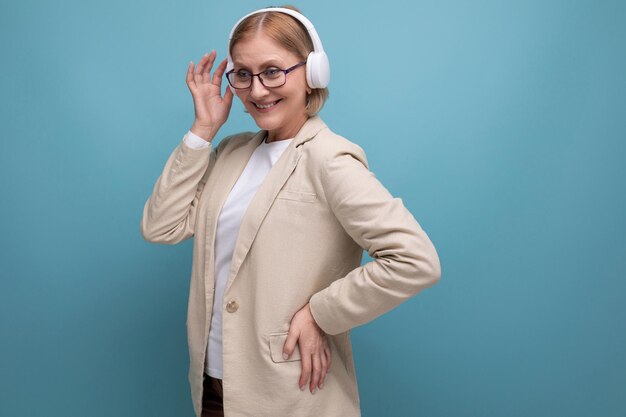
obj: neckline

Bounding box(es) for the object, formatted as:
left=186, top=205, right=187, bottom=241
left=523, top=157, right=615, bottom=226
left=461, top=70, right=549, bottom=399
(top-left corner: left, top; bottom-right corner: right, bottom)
left=264, top=136, right=293, bottom=144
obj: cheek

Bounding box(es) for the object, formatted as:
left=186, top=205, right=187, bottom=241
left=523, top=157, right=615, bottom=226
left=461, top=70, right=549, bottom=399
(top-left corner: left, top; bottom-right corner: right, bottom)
left=236, top=92, right=254, bottom=110
left=284, top=74, right=308, bottom=99
left=289, top=84, right=309, bottom=105
left=235, top=90, right=247, bottom=102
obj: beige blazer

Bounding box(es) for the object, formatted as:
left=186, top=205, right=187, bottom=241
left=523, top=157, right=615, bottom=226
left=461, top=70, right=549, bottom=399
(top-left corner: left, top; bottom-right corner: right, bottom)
left=141, top=115, right=441, bottom=417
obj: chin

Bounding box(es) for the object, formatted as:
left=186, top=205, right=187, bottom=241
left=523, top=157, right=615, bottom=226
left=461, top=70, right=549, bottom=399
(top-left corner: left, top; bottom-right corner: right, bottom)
left=249, top=113, right=281, bottom=131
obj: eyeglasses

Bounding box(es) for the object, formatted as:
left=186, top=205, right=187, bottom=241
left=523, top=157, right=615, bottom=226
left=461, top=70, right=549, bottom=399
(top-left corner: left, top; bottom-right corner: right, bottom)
left=225, top=61, right=307, bottom=89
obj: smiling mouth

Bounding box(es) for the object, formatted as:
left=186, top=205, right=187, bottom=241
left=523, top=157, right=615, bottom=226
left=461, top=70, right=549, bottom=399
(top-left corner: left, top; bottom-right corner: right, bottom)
left=253, top=99, right=282, bottom=109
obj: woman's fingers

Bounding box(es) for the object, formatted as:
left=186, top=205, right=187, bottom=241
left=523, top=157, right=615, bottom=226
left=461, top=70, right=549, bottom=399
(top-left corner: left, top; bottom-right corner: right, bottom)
left=186, top=61, right=195, bottom=89
left=189, top=52, right=228, bottom=92
left=310, top=353, right=322, bottom=393
left=285, top=303, right=331, bottom=394
left=299, top=353, right=312, bottom=391
left=317, top=338, right=331, bottom=390
left=185, top=50, right=231, bottom=132
left=194, top=51, right=215, bottom=84
left=319, top=346, right=328, bottom=389
left=212, top=58, right=228, bottom=87
left=187, top=52, right=231, bottom=104
left=196, top=51, right=211, bottom=74
left=223, top=83, right=234, bottom=105
left=283, top=327, right=299, bottom=360
left=325, top=344, right=332, bottom=370
left=203, top=51, right=216, bottom=76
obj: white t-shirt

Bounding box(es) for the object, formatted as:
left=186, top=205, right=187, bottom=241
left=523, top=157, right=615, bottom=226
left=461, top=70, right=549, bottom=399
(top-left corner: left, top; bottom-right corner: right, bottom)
left=183, top=130, right=293, bottom=379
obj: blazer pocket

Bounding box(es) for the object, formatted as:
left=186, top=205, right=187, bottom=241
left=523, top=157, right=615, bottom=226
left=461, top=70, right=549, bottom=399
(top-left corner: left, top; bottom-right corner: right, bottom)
left=269, top=332, right=301, bottom=363
left=275, top=189, right=317, bottom=203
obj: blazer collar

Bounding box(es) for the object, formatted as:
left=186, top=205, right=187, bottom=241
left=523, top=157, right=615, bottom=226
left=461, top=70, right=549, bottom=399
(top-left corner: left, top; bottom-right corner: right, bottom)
left=219, top=115, right=328, bottom=294
left=292, top=115, right=328, bottom=147
left=249, top=114, right=328, bottom=148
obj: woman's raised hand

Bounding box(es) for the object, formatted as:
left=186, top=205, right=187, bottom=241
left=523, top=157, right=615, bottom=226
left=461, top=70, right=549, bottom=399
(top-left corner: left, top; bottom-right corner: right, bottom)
left=186, top=50, right=234, bottom=142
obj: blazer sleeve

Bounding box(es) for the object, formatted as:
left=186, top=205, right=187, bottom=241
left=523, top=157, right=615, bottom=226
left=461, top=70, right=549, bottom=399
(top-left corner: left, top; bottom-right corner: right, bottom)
left=308, top=144, right=441, bottom=335
left=140, top=134, right=228, bottom=244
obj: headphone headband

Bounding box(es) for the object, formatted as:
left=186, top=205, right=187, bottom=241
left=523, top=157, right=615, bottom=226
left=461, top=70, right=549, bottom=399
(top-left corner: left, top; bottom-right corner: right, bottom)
left=225, top=7, right=330, bottom=90
left=227, top=7, right=325, bottom=54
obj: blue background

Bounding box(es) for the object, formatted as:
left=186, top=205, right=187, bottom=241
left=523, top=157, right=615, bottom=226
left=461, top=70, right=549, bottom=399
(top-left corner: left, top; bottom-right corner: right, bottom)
left=1, top=0, right=624, bottom=416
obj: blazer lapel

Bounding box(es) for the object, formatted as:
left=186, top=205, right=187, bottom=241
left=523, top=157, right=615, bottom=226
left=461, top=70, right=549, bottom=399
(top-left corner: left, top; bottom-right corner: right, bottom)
left=202, top=128, right=265, bottom=244
left=224, top=116, right=328, bottom=294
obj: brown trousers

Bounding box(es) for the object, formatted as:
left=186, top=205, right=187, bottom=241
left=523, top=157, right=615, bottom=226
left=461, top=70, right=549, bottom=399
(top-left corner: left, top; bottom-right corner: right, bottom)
left=201, top=372, right=224, bottom=417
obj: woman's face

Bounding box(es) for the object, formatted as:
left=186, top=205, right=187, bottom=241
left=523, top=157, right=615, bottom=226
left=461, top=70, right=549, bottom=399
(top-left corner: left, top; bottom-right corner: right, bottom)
left=231, top=33, right=310, bottom=142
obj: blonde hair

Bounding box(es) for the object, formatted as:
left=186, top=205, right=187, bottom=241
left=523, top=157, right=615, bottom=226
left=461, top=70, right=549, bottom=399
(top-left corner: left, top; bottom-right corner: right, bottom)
left=229, top=5, right=329, bottom=117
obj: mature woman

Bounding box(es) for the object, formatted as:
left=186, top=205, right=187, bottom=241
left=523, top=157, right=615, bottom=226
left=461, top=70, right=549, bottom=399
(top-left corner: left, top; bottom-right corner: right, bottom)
left=141, top=5, right=441, bottom=417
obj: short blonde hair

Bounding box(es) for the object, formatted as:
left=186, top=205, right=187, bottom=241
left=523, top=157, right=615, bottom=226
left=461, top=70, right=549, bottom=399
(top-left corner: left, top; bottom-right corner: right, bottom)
left=229, top=5, right=329, bottom=117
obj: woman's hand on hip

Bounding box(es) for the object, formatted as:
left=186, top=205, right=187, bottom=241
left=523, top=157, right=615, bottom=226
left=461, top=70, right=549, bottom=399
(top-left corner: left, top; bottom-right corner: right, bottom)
left=283, top=303, right=332, bottom=394
left=186, top=50, right=234, bottom=141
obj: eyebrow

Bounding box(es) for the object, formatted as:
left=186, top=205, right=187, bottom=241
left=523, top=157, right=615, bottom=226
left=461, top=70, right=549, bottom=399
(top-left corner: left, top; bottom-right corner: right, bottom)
left=232, top=59, right=283, bottom=69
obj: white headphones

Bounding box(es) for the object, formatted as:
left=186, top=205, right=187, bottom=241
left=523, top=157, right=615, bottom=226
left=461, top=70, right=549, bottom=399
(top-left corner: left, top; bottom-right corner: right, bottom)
left=225, top=7, right=330, bottom=93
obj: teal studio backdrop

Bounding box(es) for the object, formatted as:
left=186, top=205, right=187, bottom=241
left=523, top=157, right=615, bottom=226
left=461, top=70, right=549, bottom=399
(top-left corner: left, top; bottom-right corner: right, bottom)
left=1, top=0, right=624, bottom=416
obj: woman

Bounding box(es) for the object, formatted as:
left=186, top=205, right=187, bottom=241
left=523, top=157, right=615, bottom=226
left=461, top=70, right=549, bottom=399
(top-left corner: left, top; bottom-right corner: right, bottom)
left=141, top=6, right=441, bottom=417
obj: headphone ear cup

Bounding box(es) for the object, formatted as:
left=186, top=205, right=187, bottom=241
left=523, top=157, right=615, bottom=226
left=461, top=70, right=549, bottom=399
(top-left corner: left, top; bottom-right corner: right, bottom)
left=305, top=51, right=330, bottom=89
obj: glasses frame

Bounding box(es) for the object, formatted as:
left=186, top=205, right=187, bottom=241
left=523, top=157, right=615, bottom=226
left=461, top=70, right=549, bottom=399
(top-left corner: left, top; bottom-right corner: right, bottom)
left=225, top=61, right=307, bottom=90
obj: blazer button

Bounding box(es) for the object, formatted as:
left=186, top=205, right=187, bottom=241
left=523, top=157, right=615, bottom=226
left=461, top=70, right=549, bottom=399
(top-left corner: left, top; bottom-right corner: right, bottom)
left=226, top=300, right=239, bottom=313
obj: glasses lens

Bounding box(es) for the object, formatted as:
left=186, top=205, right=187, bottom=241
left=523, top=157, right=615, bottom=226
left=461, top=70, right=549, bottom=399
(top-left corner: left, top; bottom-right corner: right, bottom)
left=259, top=69, right=285, bottom=88
left=229, top=71, right=252, bottom=88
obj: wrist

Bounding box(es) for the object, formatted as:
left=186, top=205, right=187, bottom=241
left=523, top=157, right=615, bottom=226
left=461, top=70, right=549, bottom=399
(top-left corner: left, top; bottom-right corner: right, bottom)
left=304, top=303, right=321, bottom=329
left=190, top=123, right=215, bottom=142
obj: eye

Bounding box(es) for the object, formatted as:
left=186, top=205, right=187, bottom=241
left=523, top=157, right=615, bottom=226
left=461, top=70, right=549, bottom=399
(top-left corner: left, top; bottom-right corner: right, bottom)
left=235, top=70, right=252, bottom=80
left=263, top=68, right=282, bottom=79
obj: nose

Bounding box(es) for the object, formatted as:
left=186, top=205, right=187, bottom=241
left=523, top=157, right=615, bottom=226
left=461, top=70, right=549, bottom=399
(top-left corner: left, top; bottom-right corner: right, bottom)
left=249, top=75, right=270, bottom=99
